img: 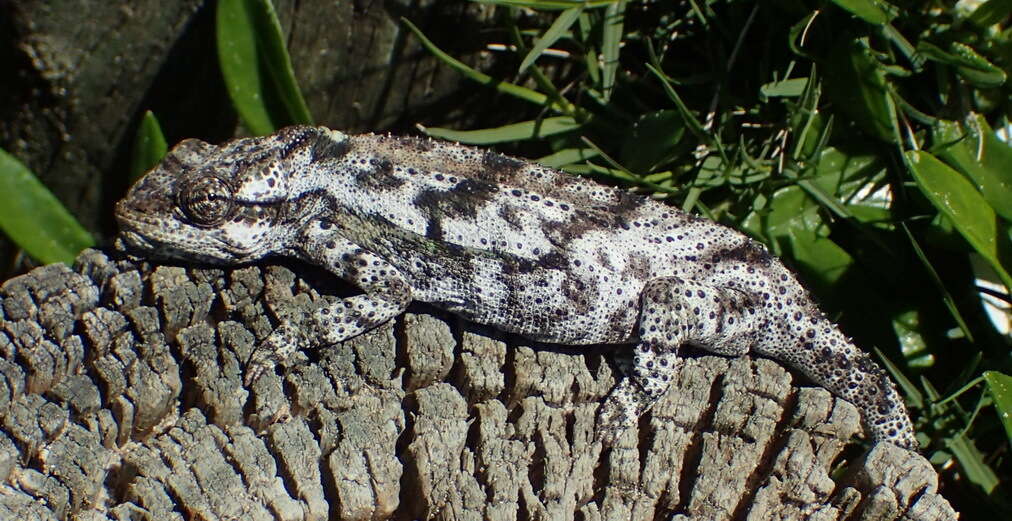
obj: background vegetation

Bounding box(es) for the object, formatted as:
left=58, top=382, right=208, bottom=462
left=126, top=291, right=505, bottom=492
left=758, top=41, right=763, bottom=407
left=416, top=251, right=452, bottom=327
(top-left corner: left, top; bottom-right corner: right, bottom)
left=1, top=0, right=1010, bottom=516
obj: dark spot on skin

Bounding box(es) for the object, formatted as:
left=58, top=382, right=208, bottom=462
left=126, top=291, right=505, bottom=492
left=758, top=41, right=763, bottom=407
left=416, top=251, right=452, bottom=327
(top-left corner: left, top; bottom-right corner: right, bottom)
left=537, top=252, right=569, bottom=270
left=309, top=131, right=350, bottom=162
left=482, top=150, right=525, bottom=176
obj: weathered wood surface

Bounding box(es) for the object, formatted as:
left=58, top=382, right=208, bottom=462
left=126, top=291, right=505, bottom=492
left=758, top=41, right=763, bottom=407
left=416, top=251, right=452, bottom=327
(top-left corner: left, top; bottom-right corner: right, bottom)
left=0, top=249, right=957, bottom=520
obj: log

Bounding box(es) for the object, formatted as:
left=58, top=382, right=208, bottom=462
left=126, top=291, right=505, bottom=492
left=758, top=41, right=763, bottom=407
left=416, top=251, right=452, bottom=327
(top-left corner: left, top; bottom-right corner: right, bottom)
left=0, top=249, right=957, bottom=520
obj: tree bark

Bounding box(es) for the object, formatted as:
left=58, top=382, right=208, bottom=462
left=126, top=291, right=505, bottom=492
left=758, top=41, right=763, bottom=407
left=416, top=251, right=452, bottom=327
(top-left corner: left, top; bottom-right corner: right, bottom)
left=0, top=249, right=957, bottom=520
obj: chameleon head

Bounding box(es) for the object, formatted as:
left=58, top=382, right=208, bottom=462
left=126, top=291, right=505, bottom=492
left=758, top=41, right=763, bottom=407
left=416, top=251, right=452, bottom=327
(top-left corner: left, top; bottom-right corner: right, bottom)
left=115, top=125, right=349, bottom=264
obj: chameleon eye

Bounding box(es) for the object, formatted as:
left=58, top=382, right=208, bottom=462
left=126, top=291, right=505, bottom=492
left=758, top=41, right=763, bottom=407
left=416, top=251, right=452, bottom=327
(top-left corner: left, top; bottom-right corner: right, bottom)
left=179, top=175, right=235, bottom=227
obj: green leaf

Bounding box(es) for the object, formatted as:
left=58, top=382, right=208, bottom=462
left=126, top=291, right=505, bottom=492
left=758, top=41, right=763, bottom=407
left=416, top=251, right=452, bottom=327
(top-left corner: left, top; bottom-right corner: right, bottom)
left=620, top=110, right=685, bottom=174
left=825, top=38, right=899, bottom=143
left=646, top=64, right=710, bottom=145
left=891, top=310, right=934, bottom=367
left=933, top=116, right=1012, bottom=221
left=419, top=116, right=581, bottom=144
left=129, top=111, right=168, bottom=181
left=519, top=7, right=582, bottom=74
left=905, top=150, right=1012, bottom=289
left=759, top=77, right=808, bottom=98
left=0, top=149, right=94, bottom=265
left=967, top=0, right=1012, bottom=29
left=536, top=147, right=600, bottom=168
left=743, top=186, right=853, bottom=288
left=829, top=0, right=894, bottom=25
left=217, top=0, right=313, bottom=135
left=983, top=371, right=1012, bottom=446
left=916, top=41, right=1006, bottom=88
left=946, top=432, right=1000, bottom=494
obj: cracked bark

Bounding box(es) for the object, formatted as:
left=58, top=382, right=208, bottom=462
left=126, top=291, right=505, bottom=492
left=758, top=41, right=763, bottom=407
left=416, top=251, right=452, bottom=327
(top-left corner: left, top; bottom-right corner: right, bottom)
left=0, top=249, right=957, bottom=520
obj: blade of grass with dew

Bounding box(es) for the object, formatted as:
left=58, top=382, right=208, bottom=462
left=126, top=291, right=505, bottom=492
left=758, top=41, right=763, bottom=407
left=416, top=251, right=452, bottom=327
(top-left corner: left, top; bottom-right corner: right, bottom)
left=129, top=111, right=168, bottom=181
left=0, top=149, right=94, bottom=265
left=982, top=371, right=1012, bottom=446
left=932, top=116, right=1012, bottom=221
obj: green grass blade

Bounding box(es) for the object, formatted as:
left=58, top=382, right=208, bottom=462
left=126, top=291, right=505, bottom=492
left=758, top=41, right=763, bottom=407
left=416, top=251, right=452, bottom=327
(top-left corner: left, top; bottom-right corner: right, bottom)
left=536, top=147, right=600, bottom=168
left=946, top=432, right=1000, bottom=493
left=646, top=64, right=709, bottom=144
left=129, top=111, right=168, bottom=181
left=472, top=0, right=617, bottom=9
left=600, top=0, right=627, bottom=101
left=402, top=18, right=556, bottom=110
left=419, top=116, right=581, bottom=145
left=967, top=0, right=1012, bottom=28
left=217, top=0, right=312, bottom=135
left=829, top=0, right=894, bottom=25
left=905, top=150, right=1012, bottom=290
left=0, top=149, right=94, bottom=265
left=901, top=224, right=975, bottom=342
left=982, top=371, right=1012, bottom=447
left=519, top=7, right=582, bottom=74
left=874, top=346, right=923, bottom=408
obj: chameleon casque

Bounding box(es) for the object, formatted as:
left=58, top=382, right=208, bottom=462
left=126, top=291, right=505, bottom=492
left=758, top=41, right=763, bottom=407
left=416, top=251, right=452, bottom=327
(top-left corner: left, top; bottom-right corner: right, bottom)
left=115, top=125, right=918, bottom=449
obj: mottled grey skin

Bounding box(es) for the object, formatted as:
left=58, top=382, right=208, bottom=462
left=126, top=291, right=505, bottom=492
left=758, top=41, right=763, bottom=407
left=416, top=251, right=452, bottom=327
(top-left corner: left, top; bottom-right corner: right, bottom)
left=115, top=126, right=918, bottom=449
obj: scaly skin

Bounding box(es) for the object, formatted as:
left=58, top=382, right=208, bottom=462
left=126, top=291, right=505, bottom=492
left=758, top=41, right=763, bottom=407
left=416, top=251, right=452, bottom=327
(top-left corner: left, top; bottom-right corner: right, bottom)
left=115, top=125, right=918, bottom=449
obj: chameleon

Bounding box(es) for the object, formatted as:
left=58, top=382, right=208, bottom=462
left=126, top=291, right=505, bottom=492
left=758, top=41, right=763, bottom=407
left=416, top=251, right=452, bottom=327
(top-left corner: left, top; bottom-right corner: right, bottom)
left=114, top=125, right=918, bottom=449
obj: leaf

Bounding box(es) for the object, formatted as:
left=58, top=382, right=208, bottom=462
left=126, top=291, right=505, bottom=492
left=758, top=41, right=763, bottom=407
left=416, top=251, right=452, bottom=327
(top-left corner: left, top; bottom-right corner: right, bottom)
left=759, top=77, right=808, bottom=98
left=933, top=116, right=1012, bottom=221
left=742, top=186, right=853, bottom=289
left=891, top=310, right=934, bottom=367
left=916, top=41, right=1006, bottom=88
left=0, top=149, right=94, bottom=265
left=217, top=0, right=312, bottom=135
left=620, top=110, right=685, bottom=174
left=536, top=147, right=600, bottom=168
left=519, top=7, right=582, bottom=74
left=129, top=111, right=168, bottom=181
left=825, top=38, right=899, bottom=143
left=946, top=432, right=1000, bottom=494
left=983, top=371, right=1012, bottom=446
left=905, top=150, right=1012, bottom=290
left=829, top=0, right=894, bottom=25
left=647, top=64, right=709, bottom=145
left=419, top=116, right=581, bottom=144
left=967, top=0, right=1012, bottom=29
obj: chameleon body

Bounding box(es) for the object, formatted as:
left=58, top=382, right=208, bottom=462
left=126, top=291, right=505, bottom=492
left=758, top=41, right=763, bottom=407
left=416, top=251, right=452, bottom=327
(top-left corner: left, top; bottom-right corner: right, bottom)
left=115, top=125, right=917, bottom=449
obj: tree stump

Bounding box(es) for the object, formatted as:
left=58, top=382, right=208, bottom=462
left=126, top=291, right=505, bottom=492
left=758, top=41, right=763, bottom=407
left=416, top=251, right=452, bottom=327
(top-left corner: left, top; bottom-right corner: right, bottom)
left=0, top=250, right=957, bottom=520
